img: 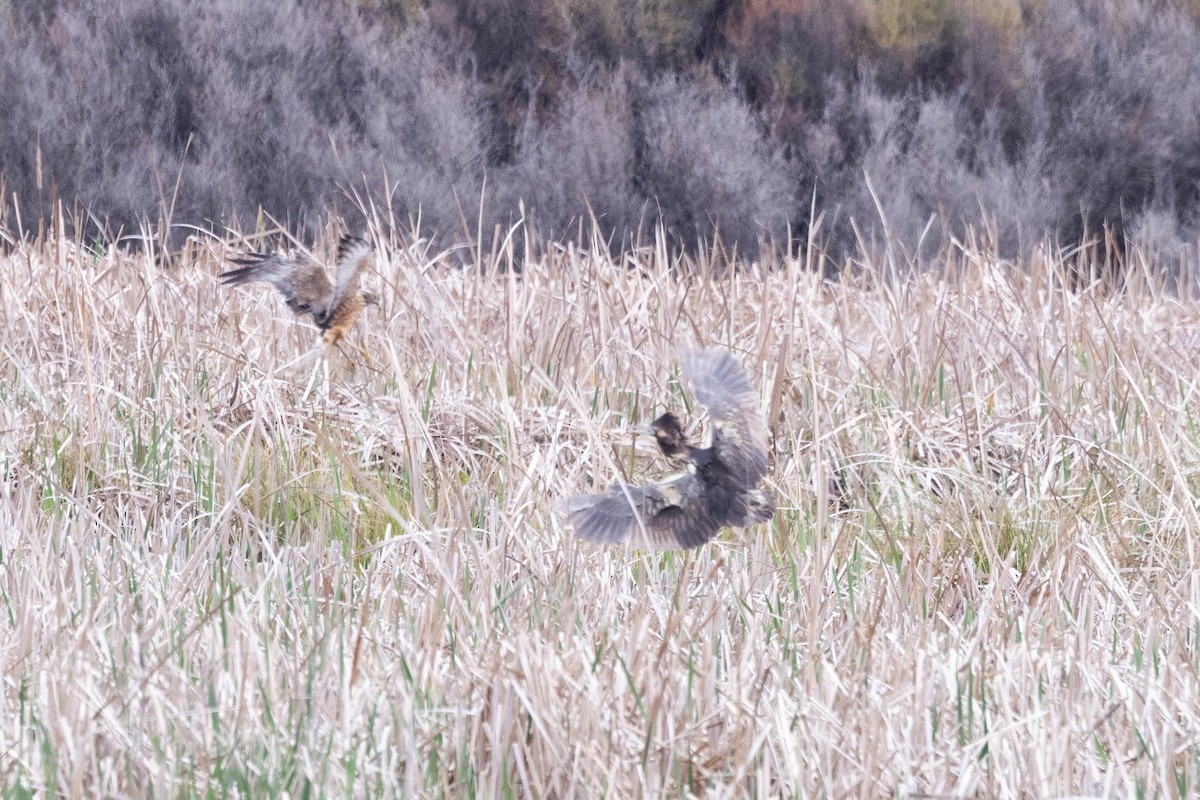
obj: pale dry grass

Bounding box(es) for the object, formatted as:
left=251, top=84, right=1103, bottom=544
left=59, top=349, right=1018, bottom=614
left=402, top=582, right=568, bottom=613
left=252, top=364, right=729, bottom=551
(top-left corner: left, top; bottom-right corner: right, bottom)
left=2, top=223, right=1200, bottom=798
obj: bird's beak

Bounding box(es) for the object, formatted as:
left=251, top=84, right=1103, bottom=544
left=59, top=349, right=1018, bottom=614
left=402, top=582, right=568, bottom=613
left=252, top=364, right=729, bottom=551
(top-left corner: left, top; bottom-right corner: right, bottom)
left=634, top=424, right=656, bottom=437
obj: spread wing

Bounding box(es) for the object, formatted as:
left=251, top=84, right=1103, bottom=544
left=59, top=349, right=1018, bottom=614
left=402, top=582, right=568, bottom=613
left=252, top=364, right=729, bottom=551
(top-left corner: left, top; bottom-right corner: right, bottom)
left=325, top=235, right=371, bottom=321
left=220, top=250, right=333, bottom=322
left=558, top=472, right=721, bottom=550
left=679, top=347, right=769, bottom=487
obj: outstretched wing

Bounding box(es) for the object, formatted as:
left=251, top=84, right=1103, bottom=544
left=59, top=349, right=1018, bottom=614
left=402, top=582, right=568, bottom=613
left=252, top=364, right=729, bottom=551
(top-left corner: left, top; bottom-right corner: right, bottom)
left=679, top=347, right=769, bottom=487
left=220, top=250, right=333, bottom=322
left=325, top=235, right=371, bottom=323
left=558, top=472, right=721, bottom=550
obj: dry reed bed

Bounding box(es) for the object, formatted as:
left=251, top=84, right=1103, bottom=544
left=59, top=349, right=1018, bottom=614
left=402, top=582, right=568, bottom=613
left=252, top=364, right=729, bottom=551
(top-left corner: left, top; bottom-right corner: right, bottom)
left=2, top=230, right=1200, bottom=797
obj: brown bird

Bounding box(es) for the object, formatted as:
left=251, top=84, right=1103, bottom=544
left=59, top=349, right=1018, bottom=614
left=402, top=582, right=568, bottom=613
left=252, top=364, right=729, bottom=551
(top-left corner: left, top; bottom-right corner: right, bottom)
left=220, top=234, right=377, bottom=348
left=560, top=347, right=774, bottom=550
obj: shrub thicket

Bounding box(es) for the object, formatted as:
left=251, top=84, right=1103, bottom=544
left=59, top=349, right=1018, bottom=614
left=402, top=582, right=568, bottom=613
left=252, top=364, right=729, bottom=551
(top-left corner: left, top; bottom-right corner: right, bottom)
left=1, top=0, right=1200, bottom=263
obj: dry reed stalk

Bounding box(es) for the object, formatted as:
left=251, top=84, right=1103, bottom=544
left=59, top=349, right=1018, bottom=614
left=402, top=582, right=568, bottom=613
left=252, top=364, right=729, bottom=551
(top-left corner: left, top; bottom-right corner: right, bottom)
left=0, top=225, right=1199, bottom=796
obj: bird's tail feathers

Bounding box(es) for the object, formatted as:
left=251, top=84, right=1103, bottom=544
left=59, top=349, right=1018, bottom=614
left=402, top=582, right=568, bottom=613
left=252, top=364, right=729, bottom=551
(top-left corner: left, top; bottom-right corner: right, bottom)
left=744, top=489, right=775, bottom=523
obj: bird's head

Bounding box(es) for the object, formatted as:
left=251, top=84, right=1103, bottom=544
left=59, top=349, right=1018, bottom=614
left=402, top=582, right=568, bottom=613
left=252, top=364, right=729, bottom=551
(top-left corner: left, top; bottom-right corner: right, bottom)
left=647, top=412, right=689, bottom=459
left=360, top=290, right=381, bottom=307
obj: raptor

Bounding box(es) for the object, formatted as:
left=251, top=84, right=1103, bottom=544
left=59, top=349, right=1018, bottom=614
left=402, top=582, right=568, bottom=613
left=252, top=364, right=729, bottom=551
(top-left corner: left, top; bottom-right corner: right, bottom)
left=220, top=234, right=377, bottom=348
left=560, top=347, right=774, bottom=549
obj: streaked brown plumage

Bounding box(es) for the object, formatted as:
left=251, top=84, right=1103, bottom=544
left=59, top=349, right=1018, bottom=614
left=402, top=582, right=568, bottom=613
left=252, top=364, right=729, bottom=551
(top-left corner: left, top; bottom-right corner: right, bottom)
left=220, top=234, right=375, bottom=347
left=560, top=347, right=774, bottom=550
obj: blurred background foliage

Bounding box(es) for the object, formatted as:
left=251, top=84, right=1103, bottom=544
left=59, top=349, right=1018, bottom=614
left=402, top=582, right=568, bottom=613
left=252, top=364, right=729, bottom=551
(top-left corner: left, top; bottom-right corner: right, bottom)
left=1, top=0, right=1198, bottom=264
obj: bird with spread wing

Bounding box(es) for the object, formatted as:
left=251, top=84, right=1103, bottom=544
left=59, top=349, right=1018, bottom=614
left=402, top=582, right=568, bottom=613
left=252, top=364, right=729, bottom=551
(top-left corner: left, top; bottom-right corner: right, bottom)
left=220, top=234, right=377, bottom=349
left=560, top=347, right=774, bottom=550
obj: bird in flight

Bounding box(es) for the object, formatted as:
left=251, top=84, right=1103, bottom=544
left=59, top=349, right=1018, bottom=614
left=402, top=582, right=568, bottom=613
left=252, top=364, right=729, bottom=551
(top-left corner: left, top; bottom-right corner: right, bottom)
left=220, top=234, right=377, bottom=348
left=560, top=347, right=774, bottom=549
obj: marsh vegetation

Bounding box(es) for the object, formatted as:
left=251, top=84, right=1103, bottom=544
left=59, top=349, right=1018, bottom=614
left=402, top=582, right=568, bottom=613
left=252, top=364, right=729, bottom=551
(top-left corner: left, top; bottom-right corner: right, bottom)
left=2, top=220, right=1199, bottom=796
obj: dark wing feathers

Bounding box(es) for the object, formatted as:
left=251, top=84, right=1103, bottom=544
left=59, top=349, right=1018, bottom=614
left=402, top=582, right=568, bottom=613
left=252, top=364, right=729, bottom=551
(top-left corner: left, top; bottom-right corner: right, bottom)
left=679, top=347, right=769, bottom=487
left=558, top=473, right=722, bottom=550
left=220, top=250, right=333, bottom=321
left=562, top=347, right=772, bottom=551
left=557, top=486, right=648, bottom=544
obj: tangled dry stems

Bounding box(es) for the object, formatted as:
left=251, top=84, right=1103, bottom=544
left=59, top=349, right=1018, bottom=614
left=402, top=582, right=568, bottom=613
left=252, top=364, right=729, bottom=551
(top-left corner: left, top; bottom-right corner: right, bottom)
left=2, top=225, right=1200, bottom=797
